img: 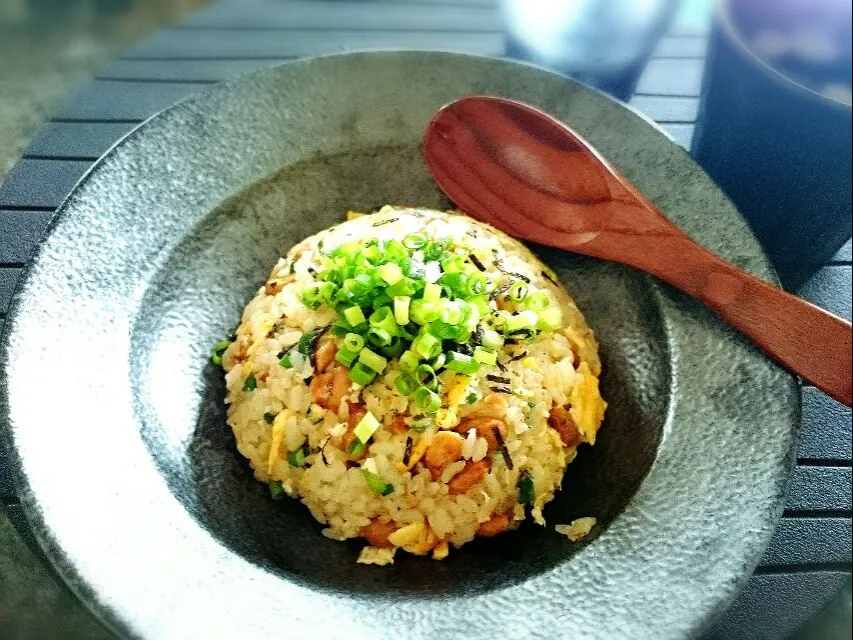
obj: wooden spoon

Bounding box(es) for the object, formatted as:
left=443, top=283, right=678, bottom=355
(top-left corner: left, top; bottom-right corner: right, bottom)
left=423, top=96, right=852, bottom=407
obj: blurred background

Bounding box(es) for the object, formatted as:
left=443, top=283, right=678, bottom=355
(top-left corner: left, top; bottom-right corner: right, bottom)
left=0, top=0, right=850, bottom=638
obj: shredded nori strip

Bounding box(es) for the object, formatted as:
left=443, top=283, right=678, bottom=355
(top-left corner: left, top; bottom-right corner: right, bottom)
left=298, top=328, right=323, bottom=368
left=489, top=281, right=513, bottom=301
left=509, top=350, right=528, bottom=362
left=307, top=266, right=317, bottom=277
left=472, top=324, right=485, bottom=346
left=492, top=427, right=513, bottom=470
left=320, top=437, right=330, bottom=466
left=466, top=229, right=477, bottom=237
left=492, top=250, right=531, bottom=283
left=495, top=359, right=508, bottom=372
left=372, top=217, right=398, bottom=227
left=489, top=385, right=512, bottom=394
left=468, top=253, right=486, bottom=271
left=402, top=436, right=413, bottom=467
left=486, top=374, right=511, bottom=384
left=542, top=270, right=558, bottom=286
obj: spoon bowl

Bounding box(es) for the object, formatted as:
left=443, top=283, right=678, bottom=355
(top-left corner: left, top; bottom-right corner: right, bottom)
left=424, top=95, right=852, bottom=406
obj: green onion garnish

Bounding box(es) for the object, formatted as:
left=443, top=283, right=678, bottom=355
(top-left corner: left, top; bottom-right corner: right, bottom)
left=508, top=280, right=529, bottom=302
left=344, top=305, right=367, bottom=327
left=287, top=446, right=308, bottom=467
left=410, top=418, right=431, bottom=433
left=242, top=373, right=258, bottom=392
left=393, top=296, right=411, bottom=326
left=403, top=233, right=427, bottom=249
left=517, top=470, right=534, bottom=506
left=269, top=481, right=285, bottom=500
left=347, top=439, right=366, bottom=457
left=344, top=332, right=365, bottom=352
left=415, top=363, right=438, bottom=390
left=473, top=346, right=497, bottom=366
left=358, top=347, right=388, bottom=373
left=395, top=372, right=419, bottom=396
left=353, top=410, right=380, bottom=444
left=210, top=338, right=231, bottom=366
left=349, top=361, right=377, bottom=386
left=465, top=393, right=479, bottom=405
left=526, top=291, right=551, bottom=310
left=335, top=348, right=359, bottom=368
left=413, top=387, right=441, bottom=413
left=279, top=352, right=293, bottom=368
left=446, top=351, right=480, bottom=375
left=538, top=306, right=563, bottom=330
left=362, top=469, right=394, bottom=496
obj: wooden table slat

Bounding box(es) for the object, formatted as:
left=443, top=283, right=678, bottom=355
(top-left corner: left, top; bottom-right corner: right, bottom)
left=798, top=265, right=852, bottom=321
left=99, top=58, right=292, bottom=82
left=0, top=210, right=54, bottom=265
left=123, top=29, right=505, bottom=60
left=707, top=571, right=851, bottom=640
left=762, top=516, right=852, bottom=566
left=182, top=0, right=502, bottom=31
left=786, top=466, right=852, bottom=513
left=54, top=82, right=204, bottom=122
left=635, top=58, right=704, bottom=96
left=628, top=95, right=699, bottom=122
left=660, top=123, right=695, bottom=149
left=24, top=122, right=140, bottom=160
left=0, top=160, right=90, bottom=210
left=800, top=387, right=853, bottom=462
left=651, top=35, right=708, bottom=58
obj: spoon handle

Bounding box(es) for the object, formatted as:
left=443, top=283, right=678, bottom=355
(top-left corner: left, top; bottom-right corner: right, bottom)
left=646, top=233, right=852, bottom=406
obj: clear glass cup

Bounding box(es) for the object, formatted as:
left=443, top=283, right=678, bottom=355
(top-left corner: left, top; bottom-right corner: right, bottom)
left=501, top=0, right=680, bottom=100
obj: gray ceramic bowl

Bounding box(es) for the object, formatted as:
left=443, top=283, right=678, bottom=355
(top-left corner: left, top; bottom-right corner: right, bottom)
left=1, top=52, right=798, bottom=639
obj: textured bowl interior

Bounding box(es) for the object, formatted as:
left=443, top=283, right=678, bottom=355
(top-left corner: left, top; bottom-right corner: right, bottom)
left=1, top=52, right=798, bottom=639
left=133, top=146, right=670, bottom=594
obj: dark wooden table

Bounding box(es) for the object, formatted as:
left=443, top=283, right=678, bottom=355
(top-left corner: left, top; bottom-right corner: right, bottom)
left=1, top=0, right=850, bottom=637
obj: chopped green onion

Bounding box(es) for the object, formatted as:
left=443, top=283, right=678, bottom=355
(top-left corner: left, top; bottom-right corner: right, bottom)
left=378, top=261, right=404, bottom=285
left=399, top=349, right=420, bottom=372
left=413, top=387, right=441, bottom=413
left=335, top=347, right=359, bottom=368
left=347, top=439, right=366, bottom=457
left=263, top=412, right=276, bottom=425
left=481, top=328, right=504, bottom=350
left=508, top=280, right=529, bottom=302
left=412, top=332, right=441, bottom=359
left=465, top=393, right=479, bottom=405
left=395, top=372, right=419, bottom=396
left=242, top=373, right=258, bottom=392
left=432, top=353, right=446, bottom=370
left=538, top=306, right=563, bottom=330
left=437, top=299, right=462, bottom=324
left=410, top=299, right=437, bottom=325
left=385, top=277, right=419, bottom=298
left=344, top=305, right=367, bottom=327
left=369, top=306, right=399, bottom=336
left=358, top=348, right=388, bottom=373
left=505, top=310, right=539, bottom=333
left=517, top=470, right=534, bottom=506
left=429, top=320, right=462, bottom=340
left=279, top=351, right=293, bottom=368
left=210, top=339, right=231, bottom=366
left=526, top=291, right=551, bottom=310
left=297, top=329, right=321, bottom=356
left=473, top=347, right=497, bottom=366
left=394, top=296, right=411, bottom=326
left=367, top=327, right=394, bottom=348
left=423, top=282, right=442, bottom=303
left=269, top=481, right=285, bottom=500
left=403, top=233, right=427, bottom=249
left=446, top=351, right=480, bottom=375
left=344, top=332, right=365, bottom=352
left=287, top=446, right=308, bottom=467
left=349, top=362, right=377, bottom=386
left=362, top=469, right=394, bottom=496
left=466, top=272, right=487, bottom=296
left=424, top=261, right=442, bottom=283
left=353, top=410, right=380, bottom=444
left=410, top=418, right=431, bottom=433
left=415, top=364, right=438, bottom=390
